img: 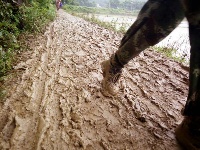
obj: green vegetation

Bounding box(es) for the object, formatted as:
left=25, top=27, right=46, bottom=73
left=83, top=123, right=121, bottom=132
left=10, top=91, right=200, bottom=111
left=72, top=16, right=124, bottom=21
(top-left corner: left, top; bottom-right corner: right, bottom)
left=63, top=5, right=137, bottom=33
left=80, top=13, right=118, bottom=31
left=63, top=4, right=139, bottom=16
left=0, top=0, right=56, bottom=100
left=0, top=0, right=56, bottom=78
left=63, top=7, right=128, bottom=33
left=153, top=46, right=187, bottom=64
left=62, top=0, right=146, bottom=11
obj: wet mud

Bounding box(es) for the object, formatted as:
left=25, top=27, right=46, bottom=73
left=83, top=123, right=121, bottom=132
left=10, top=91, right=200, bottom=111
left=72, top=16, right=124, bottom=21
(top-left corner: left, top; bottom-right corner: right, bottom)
left=0, top=10, right=189, bottom=150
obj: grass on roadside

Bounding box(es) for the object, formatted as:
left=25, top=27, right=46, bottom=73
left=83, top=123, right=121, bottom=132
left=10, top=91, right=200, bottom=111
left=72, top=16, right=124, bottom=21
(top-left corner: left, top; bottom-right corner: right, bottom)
left=1, top=2, right=56, bottom=78
left=0, top=1, right=56, bottom=101
left=63, top=4, right=139, bottom=16
left=153, top=46, right=187, bottom=64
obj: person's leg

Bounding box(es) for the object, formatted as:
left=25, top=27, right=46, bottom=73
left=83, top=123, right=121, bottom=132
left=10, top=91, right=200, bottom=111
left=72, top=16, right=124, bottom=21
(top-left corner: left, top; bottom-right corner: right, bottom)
left=182, top=0, right=200, bottom=117
left=101, top=0, right=184, bottom=96
left=116, top=0, right=184, bottom=66
left=175, top=1, right=200, bottom=149
left=56, top=1, right=60, bottom=10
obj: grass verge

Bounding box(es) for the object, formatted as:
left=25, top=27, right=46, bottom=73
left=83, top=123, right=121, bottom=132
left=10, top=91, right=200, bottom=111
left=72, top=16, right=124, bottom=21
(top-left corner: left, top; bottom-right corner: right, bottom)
left=0, top=1, right=56, bottom=101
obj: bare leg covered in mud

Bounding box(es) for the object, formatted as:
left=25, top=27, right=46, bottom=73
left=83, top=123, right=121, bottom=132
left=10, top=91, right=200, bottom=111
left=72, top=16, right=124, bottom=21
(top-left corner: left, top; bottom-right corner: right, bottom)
left=0, top=8, right=195, bottom=150
left=101, top=0, right=200, bottom=149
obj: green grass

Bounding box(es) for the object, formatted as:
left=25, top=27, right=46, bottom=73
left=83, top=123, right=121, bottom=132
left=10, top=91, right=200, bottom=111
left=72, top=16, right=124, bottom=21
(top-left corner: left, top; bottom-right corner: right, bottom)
left=65, top=10, right=130, bottom=34
left=153, top=46, right=187, bottom=64
left=80, top=13, right=118, bottom=31
left=63, top=5, right=139, bottom=16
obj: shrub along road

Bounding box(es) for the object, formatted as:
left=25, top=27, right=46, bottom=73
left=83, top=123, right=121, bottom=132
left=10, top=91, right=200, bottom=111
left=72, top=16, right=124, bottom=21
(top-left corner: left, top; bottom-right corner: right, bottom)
left=0, top=10, right=189, bottom=150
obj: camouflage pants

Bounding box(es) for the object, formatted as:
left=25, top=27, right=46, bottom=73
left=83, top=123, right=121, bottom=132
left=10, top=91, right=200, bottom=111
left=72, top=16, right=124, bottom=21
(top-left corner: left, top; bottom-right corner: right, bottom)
left=114, top=0, right=200, bottom=116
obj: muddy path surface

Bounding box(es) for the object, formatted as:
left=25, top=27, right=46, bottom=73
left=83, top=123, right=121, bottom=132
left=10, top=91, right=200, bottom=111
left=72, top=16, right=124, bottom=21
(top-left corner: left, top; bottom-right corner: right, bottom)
left=0, top=10, right=189, bottom=150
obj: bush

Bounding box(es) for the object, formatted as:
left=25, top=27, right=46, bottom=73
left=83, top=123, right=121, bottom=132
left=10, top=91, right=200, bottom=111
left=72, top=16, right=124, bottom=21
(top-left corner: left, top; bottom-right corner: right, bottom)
left=0, top=1, right=20, bottom=76
left=0, top=0, right=56, bottom=77
left=20, top=2, right=56, bottom=32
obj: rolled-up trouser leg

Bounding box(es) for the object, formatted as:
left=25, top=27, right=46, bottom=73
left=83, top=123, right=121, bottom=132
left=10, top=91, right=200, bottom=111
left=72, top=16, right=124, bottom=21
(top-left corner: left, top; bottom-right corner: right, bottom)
left=182, top=0, right=200, bottom=116
left=113, top=0, right=184, bottom=66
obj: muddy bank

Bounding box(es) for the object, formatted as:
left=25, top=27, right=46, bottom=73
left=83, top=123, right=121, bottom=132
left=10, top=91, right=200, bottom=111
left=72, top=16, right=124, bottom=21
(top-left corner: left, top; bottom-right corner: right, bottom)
left=0, top=10, right=189, bottom=150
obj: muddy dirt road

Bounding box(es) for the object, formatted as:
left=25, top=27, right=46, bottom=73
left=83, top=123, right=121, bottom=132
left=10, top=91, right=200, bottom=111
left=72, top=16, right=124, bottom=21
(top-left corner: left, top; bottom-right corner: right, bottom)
left=0, top=10, right=189, bottom=150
